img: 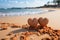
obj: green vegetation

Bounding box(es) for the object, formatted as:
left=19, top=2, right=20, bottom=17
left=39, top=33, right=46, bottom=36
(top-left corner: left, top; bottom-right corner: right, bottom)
left=53, top=0, right=60, bottom=6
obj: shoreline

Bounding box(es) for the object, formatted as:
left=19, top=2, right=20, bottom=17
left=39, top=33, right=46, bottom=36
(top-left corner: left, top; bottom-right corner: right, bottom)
left=0, top=11, right=60, bottom=29
left=0, top=8, right=60, bottom=30
left=0, top=8, right=60, bottom=39
left=0, top=8, right=55, bottom=17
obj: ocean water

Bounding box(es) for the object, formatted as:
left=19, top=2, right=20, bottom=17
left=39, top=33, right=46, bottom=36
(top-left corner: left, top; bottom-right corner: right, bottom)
left=0, top=8, right=48, bottom=16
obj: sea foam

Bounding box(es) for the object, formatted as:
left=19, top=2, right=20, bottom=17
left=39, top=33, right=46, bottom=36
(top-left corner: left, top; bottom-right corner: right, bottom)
left=0, top=8, right=48, bottom=16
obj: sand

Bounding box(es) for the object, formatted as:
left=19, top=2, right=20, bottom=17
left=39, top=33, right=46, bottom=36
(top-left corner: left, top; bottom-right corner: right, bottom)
left=0, top=8, right=60, bottom=40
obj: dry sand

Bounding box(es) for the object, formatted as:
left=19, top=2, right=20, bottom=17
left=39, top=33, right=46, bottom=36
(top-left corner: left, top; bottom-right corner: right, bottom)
left=0, top=8, right=60, bottom=40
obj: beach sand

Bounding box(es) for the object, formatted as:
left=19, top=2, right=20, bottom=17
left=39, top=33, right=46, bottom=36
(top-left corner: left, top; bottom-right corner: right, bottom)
left=0, top=8, right=60, bottom=29
left=0, top=8, right=60, bottom=40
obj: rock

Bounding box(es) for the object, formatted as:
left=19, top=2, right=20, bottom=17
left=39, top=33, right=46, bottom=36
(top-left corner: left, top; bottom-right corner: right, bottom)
left=11, top=24, right=20, bottom=28
left=22, top=24, right=29, bottom=29
left=7, top=32, right=14, bottom=36
left=0, top=23, right=9, bottom=30
left=28, top=18, right=38, bottom=30
left=11, top=34, right=18, bottom=40
left=20, top=35, right=26, bottom=40
left=38, top=17, right=49, bottom=27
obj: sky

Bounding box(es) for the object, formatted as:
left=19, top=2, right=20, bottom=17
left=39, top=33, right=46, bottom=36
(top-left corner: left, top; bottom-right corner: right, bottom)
left=0, top=0, right=53, bottom=8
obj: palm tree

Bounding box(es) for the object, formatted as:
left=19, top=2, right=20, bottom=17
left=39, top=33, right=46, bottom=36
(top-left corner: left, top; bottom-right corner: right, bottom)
left=47, top=1, right=50, bottom=5
left=53, top=0, right=57, bottom=5
left=53, top=0, right=60, bottom=6
left=57, top=0, right=60, bottom=6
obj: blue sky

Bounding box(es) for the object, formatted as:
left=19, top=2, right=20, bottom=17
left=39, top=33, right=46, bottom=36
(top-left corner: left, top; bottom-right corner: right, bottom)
left=0, top=0, right=53, bottom=8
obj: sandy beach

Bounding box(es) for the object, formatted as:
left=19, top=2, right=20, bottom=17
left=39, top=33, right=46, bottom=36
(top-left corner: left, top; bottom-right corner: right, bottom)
left=0, top=8, right=60, bottom=40
left=0, top=8, right=60, bottom=29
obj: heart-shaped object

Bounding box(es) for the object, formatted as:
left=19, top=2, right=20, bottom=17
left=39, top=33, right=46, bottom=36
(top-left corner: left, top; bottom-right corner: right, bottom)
left=38, top=17, right=49, bottom=27
left=28, top=18, right=38, bottom=29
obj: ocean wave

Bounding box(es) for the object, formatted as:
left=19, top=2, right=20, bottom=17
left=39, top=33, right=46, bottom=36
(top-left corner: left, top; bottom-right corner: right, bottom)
left=0, top=8, right=49, bottom=16
left=0, top=11, right=48, bottom=16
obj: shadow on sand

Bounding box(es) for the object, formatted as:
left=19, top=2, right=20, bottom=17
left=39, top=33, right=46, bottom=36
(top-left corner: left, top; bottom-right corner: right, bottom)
left=9, top=28, right=36, bottom=34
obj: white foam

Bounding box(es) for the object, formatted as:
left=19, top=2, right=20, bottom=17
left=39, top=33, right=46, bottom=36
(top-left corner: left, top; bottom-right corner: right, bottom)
left=0, top=10, right=48, bottom=16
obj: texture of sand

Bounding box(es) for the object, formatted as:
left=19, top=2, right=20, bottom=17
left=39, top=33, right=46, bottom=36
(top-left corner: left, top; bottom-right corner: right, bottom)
left=0, top=8, right=60, bottom=40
